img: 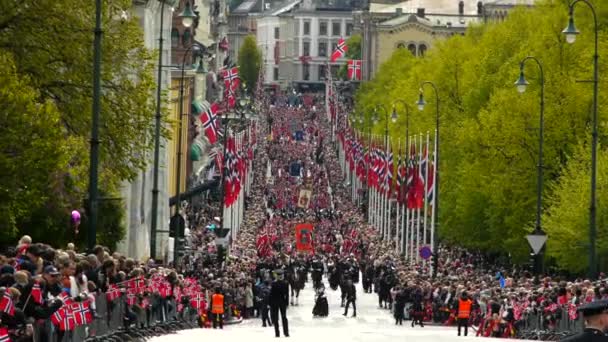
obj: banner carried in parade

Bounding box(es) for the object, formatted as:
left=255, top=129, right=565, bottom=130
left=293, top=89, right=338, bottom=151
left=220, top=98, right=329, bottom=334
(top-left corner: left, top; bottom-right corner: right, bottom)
left=295, top=223, right=314, bottom=252
left=298, top=189, right=312, bottom=208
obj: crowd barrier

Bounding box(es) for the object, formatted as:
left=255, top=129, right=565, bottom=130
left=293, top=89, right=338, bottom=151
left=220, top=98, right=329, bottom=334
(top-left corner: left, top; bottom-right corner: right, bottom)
left=32, top=294, right=198, bottom=342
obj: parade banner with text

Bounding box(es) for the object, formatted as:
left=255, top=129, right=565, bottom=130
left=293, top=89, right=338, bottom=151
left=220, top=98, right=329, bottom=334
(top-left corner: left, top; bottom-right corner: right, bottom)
left=295, top=223, right=314, bottom=252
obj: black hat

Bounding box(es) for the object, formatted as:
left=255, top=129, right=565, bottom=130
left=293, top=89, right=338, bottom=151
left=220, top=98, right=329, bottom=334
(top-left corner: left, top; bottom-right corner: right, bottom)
left=578, top=299, right=608, bottom=317
left=43, top=265, right=60, bottom=276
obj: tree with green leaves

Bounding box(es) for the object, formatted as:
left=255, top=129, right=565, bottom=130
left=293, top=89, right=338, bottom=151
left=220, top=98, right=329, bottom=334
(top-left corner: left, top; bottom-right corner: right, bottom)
left=354, top=0, right=608, bottom=273
left=0, top=0, right=159, bottom=248
left=238, top=35, right=262, bottom=94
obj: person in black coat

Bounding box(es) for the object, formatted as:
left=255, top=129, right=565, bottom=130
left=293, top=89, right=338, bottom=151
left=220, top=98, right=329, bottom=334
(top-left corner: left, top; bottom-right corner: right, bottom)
left=394, top=286, right=407, bottom=325
left=562, top=300, right=608, bottom=342
left=269, top=271, right=289, bottom=337
left=342, top=280, right=357, bottom=317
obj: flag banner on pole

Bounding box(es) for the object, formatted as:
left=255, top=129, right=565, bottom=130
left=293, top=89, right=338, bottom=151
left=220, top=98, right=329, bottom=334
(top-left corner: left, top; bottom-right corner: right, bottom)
left=298, top=189, right=312, bottom=208
left=347, top=59, right=362, bottom=80
left=330, top=38, right=348, bottom=62
left=295, top=223, right=314, bottom=252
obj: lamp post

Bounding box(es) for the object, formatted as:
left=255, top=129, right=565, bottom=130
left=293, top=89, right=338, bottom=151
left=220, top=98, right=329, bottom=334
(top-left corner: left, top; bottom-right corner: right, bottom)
left=562, top=0, right=600, bottom=279
left=514, top=56, right=546, bottom=275
left=173, top=44, right=208, bottom=263
left=87, top=0, right=103, bottom=252
left=417, top=81, right=439, bottom=278
left=151, top=0, right=197, bottom=260
left=392, top=99, right=410, bottom=255
left=373, top=104, right=390, bottom=240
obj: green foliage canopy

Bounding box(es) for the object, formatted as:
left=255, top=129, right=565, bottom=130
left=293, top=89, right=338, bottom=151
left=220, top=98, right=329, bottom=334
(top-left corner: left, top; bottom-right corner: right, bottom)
left=238, top=35, right=262, bottom=94
left=354, top=0, right=608, bottom=273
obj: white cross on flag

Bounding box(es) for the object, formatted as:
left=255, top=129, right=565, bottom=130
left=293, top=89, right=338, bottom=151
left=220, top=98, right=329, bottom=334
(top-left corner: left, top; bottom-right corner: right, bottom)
left=199, top=102, right=220, bottom=144
left=222, top=66, right=240, bottom=91
left=330, top=38, right=348, bottom=62
left=347, top=59, right=362, bottom=80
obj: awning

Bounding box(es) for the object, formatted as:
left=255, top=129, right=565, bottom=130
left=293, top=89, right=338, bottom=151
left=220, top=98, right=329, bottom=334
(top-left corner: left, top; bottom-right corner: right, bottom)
left=190, top=143, right=203, bottom=161
left=169, top=179, right=219, bottom=206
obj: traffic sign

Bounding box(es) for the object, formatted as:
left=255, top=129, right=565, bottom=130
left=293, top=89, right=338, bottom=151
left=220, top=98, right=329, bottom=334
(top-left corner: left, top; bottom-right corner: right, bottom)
left=526, top=233, right=547, bottom=255
left=419, top=246, right=432, bottom=260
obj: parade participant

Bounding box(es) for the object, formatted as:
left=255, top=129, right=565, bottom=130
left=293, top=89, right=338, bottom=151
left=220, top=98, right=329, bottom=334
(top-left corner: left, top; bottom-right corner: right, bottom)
left=211, top=287, right=225, bottom=329
left=343, top=279, right=357, bottom=318
left=457, top=291, right=473, bottom=336
left=562, top=300, right=608, bottom=342
left=269, top=270, right=290, bottom=337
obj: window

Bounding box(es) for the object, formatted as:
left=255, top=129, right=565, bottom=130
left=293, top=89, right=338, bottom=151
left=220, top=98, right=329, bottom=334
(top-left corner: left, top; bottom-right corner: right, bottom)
left=171, top=28, right=179, bottom=47
left=294, top=21, right=299, bottom=35
left=303, top=41, right=310, bottom=56
left=274, top=27, right=280, bottom=39
left=319, top=21, right=328, bottom=36
left=346, top=22, right=353, bottom=36
left=397, top=42, right=406, bottom=49
left=303, top=21, right=310, bottom=35
left=330, top=65, right=339, bottom=78
left=332, top=22, right=341, bottom=36
left=407, top=43, right=417, bottom=56
left=303, top=64, right=310, bottom=81
left=419, top=44, right=427, bottom=56
left=182, top=29, right=191, bottom=46
left=318, top=65, right=327, bottom=80
left=318, top=41, right=327, bottom=57
left=273, top=67, right=279, bottom=81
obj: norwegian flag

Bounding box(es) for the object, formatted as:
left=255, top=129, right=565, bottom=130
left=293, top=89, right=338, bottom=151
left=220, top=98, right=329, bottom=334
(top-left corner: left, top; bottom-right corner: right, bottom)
left=200, top=102, right=220, bottom=144
left=106, top=284, right=121, bottom=302
left=31, top=281, right=43, bottom=305
left=0, top=327, right=10, bottom=342
left=51, top=294, right=76, bottom=331
left=347, top=60, right=362, bottom=80
left=190, top=292, right=206, bottom=313
left=427, top=148, right=435, bottom=205
left=225, top=87, right=237, bottom=108
left=0, top=291, right=15, bottom=316
left=222, top=67, right=240, bottom=91
left=416, top=144, right=427, bottom=208
left=330, top=38, right=348, bottom=62
left=70, top=301, right=92, bottom=326
left=568, top=303, right=578, bottom=320
left=128, top=276, right=146, bottom=295
left=158, top=284, right=172, bottom=298
left=256, top=233, right=272, bottom=257
left=407, top=142, right=418, bottom=209
left=396, top=153, right=407, bottom=205
left=125, top=290, right=137, bottom=306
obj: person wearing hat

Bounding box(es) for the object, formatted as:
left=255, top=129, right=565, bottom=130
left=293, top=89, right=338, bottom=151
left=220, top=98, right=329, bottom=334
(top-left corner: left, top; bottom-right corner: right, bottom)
left=269, top=269, right=289, bottom=337
left=562, top=299, right=608, bottom=342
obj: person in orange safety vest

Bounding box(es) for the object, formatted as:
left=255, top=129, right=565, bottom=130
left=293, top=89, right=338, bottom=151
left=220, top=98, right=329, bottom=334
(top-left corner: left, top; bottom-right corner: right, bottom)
left=457, top=292, right=473, bottom=336
left=211, top=288, right=225, bottom=329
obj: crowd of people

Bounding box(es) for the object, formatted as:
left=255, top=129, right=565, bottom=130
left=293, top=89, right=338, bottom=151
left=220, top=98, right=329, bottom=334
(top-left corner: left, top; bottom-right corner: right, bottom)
left=0, top=91, right=604, bottom=342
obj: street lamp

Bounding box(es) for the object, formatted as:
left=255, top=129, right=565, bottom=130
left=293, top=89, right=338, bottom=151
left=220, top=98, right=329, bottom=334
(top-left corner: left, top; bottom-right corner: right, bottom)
left=173, top=43, right=208, bottom=263
left=515, top=56, right=546, bottom=275
left=417, top=81, right=439, bottom=278
left=87, top=0, right=103, bottom=251
left=179, top=1, right=197, bottom=28
left=151, top=0, right=200, bottom=259
left=563, top=0, right=599, bottom=278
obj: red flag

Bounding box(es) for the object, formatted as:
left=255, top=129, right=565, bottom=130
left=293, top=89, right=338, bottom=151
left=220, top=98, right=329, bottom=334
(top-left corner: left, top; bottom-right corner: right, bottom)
left=347, top=60, right=362, bottom=80
left=330, top=38, right=348, bottom=62
left=222, top=67, right=240, bottom=91
left=190, top=292, right=206, bottom=313
left=200, top=102, right=220, bottom=144
left=106, top=284, right=121, bottom=302
left=0, top=291, right=15, bottom=316
left=407, top=142, right=417, bottom=209
left=0, top=327, right=10, bottom=342
left=70, top=301, right=92, bottom=326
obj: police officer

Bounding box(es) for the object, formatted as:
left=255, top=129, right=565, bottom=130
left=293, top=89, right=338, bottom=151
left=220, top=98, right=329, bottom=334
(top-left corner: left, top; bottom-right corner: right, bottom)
left=270, top=270, right=290, bottom=337
left=562, top=299, right=608, bottom=342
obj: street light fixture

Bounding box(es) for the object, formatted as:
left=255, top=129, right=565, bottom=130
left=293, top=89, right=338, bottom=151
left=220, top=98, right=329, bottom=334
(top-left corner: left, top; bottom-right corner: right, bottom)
left=391, top=107, right=398, bottom=123
left=416, top=92, right=427, bottom=111
left=179, top=1, right=197, bottom=28
left=514, top=70, right=529, bottom=94
left=562, top=0, right=600, bottom=278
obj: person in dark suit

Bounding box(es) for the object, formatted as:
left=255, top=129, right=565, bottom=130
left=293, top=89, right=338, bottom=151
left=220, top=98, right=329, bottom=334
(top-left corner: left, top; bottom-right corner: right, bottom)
left=561, top=299, right=608, bottom=342
left=342, top=279, right=357, bottom=317
left=270, top=270, right=290, bottom=337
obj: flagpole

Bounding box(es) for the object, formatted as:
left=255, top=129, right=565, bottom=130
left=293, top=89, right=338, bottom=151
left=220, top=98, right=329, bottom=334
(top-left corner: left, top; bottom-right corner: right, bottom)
left=416, top=133, right=423, bottom=263
left=367, top=131, right=372, bottom=224
left=395, top=137, right=400, bottom=251
left=405, top=135, right=411, bottom=260
left=430, top=128, right=437, bottom=276
left=423, top=131, right=430, bottom=268
left=386, top=136, right=392, bottom=242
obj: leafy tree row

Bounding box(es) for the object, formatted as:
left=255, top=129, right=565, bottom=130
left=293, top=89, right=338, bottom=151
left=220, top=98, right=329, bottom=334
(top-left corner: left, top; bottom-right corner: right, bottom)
left=0, top=0, right=159, bottom=250
left=354, top=0, right=608, bottom=274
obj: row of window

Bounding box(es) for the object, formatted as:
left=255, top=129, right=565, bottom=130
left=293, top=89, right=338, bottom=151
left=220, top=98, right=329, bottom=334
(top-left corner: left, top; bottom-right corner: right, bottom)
left=301, top=40, right=342, bottom=57
left=300, top=20, right=353, bottom=37
left=396, top=42, right=428, bottom=57
left=171, top=28, right=193, bottom=47
left=270, top=64, right=340, bottom=82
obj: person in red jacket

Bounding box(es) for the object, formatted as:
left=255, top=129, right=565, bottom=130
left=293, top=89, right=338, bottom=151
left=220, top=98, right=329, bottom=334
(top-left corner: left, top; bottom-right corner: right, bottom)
left=457, top=292, right=473, bottom=336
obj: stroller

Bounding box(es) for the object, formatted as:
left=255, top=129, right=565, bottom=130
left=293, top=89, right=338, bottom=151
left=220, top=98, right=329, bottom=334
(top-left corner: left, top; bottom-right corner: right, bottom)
left=313, top=285, right=329, bottom=317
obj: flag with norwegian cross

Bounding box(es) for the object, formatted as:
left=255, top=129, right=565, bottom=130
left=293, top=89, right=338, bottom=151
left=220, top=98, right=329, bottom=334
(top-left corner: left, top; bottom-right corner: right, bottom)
left=200, top=102, right=220, bottom=144
left=0, top=291, right=15, bottom=316
left=347, top=60, right=362, bottom=80
left=330, top=38, right=348, bottom=62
